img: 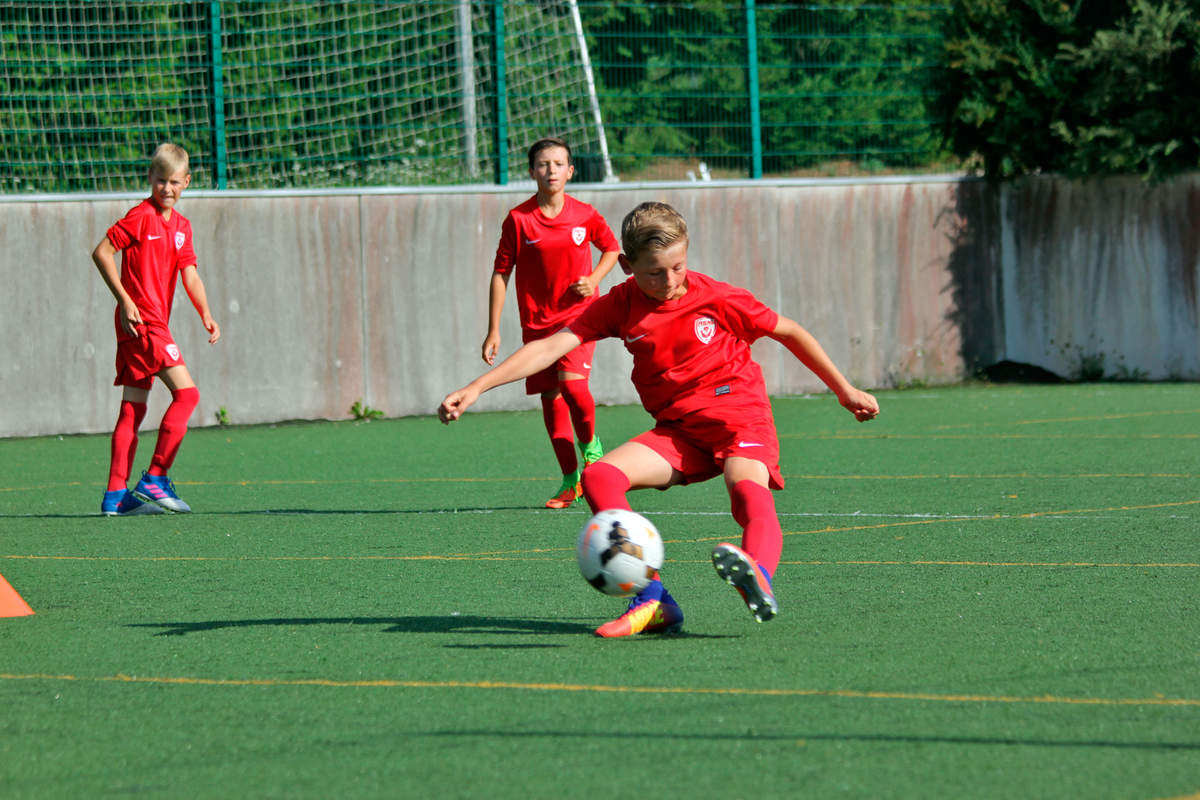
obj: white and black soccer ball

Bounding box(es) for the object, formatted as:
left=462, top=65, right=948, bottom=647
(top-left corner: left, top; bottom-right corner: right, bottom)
left=576, top=508, right=665, bottom=597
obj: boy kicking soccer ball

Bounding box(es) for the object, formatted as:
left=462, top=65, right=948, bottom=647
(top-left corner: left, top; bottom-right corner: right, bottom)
left=440, top=201, right=878, bottom=636
left=92, top=143, right=220, bottom=515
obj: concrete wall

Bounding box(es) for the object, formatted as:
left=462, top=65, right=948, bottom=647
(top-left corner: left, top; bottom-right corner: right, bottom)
left=996, top=178, right=1200, bottom=379
left=2, top=175, right=1197, bottom=438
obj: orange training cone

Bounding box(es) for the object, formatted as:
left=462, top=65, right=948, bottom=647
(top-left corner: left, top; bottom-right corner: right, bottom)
left=0, top=572, right=34, bottom=617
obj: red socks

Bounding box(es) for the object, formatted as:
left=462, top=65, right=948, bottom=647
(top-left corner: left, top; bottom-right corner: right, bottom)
left=148, top=387, right=199, bottom=476
left=107, top=400, right=148, bottom=491
left=540, top=393, right=578, bottom=475
left=558, top=378, right=597, bottom=446
left=730, top=480, right=781, bottom=579
left=542, top=380, right=599, bottom=474
left=580, top=461, right=631, bottom=513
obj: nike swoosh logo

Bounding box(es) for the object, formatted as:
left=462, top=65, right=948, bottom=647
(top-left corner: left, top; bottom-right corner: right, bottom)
left=736, top=441, right=765, bottom=448
left=524, top=238, right=541, bottom=244
left=625, top=333, right=646, bottom=343
left=147, top=235, right=162, bottom=240
left=583, top=363, right=591, bottom=369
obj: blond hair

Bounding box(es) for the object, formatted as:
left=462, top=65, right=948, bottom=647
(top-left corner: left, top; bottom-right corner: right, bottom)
left=620, top=202, right=688, bottom=262
left=149, top=143, right=190, bottom=176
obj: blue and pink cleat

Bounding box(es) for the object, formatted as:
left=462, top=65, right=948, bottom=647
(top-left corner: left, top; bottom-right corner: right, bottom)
left=132, top=471, right=192, bottom=513
left=100, top=488, right=164, bottom=516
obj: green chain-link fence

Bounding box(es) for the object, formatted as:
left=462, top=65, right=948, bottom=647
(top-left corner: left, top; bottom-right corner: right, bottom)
left=0, top=1, right=950, bottom=193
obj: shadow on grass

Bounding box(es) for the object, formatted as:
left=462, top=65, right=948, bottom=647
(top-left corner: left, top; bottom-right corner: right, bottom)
left=128, top=615, right=730, bottom=640
left=130, top=615, right=593, bottom=636
left=410, top=728, right=1200, bottom=751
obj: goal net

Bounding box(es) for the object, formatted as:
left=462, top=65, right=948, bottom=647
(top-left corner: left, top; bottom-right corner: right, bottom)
left=0, top=0, right=608, bottom=192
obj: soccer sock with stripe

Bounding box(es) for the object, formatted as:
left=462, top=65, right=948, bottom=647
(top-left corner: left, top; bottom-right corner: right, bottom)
left=730, top=479, right=781, bottom=580
left=148, top=387, right=199, bottom=476
left=107, top=400, right=147, bottom=491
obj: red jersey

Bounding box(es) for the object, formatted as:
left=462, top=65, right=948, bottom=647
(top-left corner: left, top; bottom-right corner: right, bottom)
left=568, top=271, right=780, bottom=423
left=492, top=194, right=619, bottom=340
left=106, top=199, right=197, bottom=343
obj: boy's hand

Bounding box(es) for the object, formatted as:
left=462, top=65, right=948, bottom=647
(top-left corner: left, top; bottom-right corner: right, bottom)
left=438, top=386, right=480, bottom=424
left=119, top=299, right=144, bottom=337
left=204, top=317, right=221, bottom=344
left=481, top=332, right=500, bottom=365
left=569, top=275, right=597, bottom=297
left=840, top=388, right=880, bottom=422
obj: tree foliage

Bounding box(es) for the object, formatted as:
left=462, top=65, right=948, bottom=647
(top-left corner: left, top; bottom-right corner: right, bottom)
left=581, top=1, right=946, bottom=176
left=936, top=0, right=1200, bottom=180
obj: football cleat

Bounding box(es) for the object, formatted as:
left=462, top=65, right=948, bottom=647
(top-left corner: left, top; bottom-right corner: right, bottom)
left=101, top=488, right=164, bottom=516
left=711, top=542, right=778, bottom=622
left=133, top=471, right=192, bottom=513
left=545, top=475, right=582, bottom=509
left=579, top=436, right=605, bottom=466
left=594, top=597, right=684, bottom=638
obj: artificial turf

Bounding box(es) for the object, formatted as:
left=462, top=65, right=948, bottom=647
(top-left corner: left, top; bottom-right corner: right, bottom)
left=1, top=383, right=1197, bottom=798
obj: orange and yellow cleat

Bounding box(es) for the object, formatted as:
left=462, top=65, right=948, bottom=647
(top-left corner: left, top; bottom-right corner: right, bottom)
left=594, top=598, right=684, bottom=638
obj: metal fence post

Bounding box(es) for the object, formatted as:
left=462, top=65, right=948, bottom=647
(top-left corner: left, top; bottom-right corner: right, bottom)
left=745, top=0, right=763, bottom=179
left=492, top=0, right=508, bottom=185
left=207, top=1, right=228, bottom=189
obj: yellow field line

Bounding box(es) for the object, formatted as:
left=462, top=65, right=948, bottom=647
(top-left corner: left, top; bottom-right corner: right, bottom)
left=1, top=672, right=1196, bottom=707
left=780, top=559, right=1200, bottom=568
left=784, top=405, right=1200, bottom=438
left=780, top=433, right=1199, bottom=441
left=1011, top=408, right=1200, bottom=426
left=785, top=473, right=1198, bottom=480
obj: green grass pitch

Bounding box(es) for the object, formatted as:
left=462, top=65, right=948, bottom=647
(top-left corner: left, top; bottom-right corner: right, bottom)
left=1, top=383, right=1198, bottom=798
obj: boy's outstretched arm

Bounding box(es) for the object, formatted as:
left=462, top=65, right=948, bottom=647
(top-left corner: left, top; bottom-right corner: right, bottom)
left=769, top=315, right=879, bottom=422
left=440, top=329, right=582, bottom=424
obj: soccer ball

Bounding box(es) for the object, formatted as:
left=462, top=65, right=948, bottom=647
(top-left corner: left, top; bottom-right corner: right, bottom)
left=576, top=509, right=664, bottom=597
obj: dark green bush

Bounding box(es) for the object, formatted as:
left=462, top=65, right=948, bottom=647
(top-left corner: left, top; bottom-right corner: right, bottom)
left=936, top=0, right=1200, bottom=180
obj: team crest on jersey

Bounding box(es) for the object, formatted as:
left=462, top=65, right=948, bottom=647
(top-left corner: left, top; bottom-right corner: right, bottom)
left=694, top=316, right=716, bottom=344
left=174, top=231, right=185, bottom=250
left=166, top=343, right=180, bottom=362
left=571, top=226, right=586, bottom=246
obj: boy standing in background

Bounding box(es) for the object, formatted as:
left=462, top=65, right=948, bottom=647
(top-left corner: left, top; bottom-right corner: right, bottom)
left=484, top=137, right=620, bottom=508
left=92, top=143, right=220, bottom=515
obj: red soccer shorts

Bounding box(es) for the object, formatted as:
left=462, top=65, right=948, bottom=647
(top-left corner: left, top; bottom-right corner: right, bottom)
left=525, top=339, right=596, bottom=395
left=114, top=325, right=185, bottom=389
left=632, top=408, right=785, bottom=490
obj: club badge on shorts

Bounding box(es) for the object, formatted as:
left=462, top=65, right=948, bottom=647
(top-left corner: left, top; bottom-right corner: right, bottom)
left=166, top=343, right=181, bottom=362
left=571, top=226, right=586, bottom=246
left=694, top=315, right=716, bottom=344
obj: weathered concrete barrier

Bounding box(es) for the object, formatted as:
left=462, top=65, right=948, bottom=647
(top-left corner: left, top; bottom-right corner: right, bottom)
left=1, top=175, right=1195, bottom=438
